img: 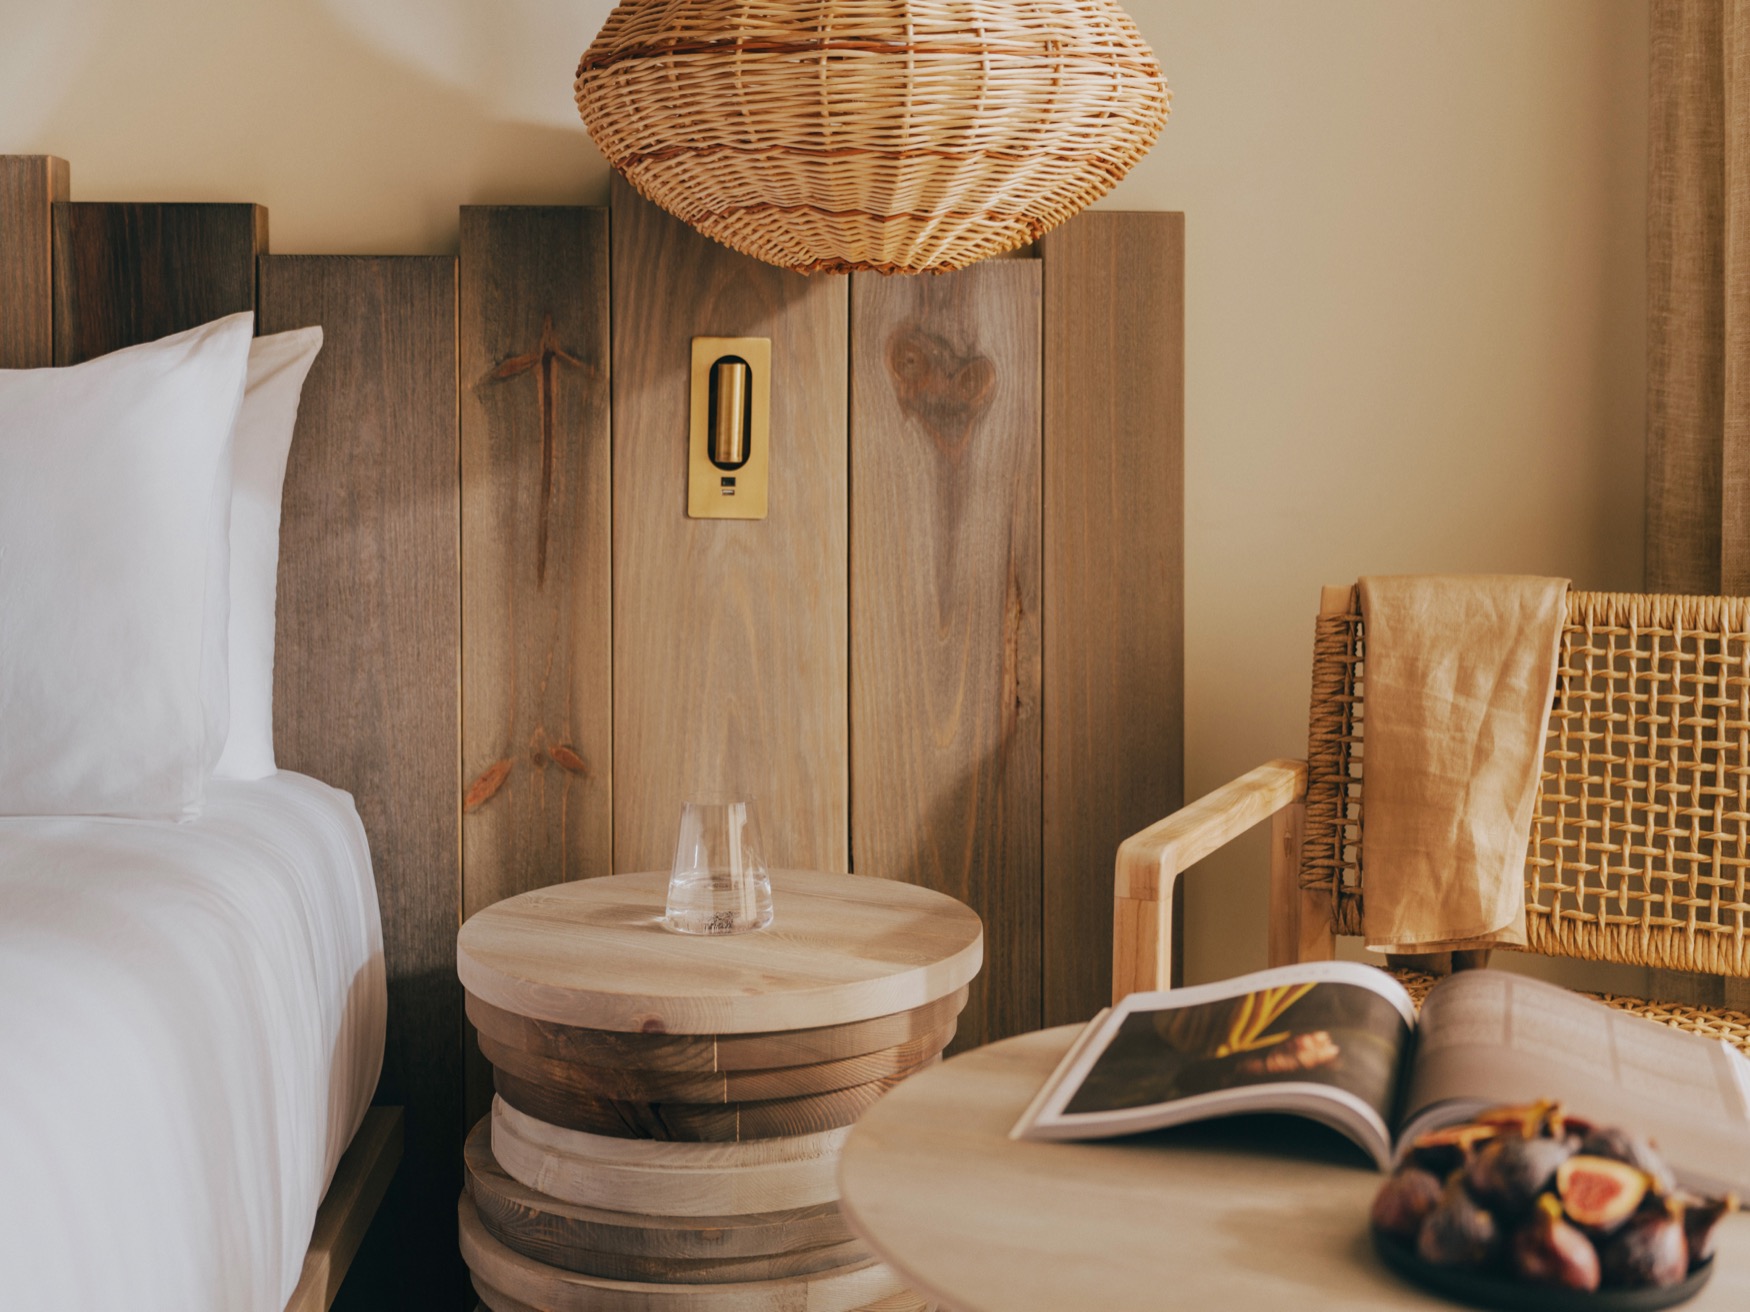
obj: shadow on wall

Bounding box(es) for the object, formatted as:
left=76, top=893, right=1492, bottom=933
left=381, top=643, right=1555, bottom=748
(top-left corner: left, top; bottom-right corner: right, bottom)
left=1, top=0, right=618, bottom=253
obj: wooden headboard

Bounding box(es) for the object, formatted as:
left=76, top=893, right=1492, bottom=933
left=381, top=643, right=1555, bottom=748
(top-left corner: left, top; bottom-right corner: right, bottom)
left=0, top=155, right=1182, bottom=1309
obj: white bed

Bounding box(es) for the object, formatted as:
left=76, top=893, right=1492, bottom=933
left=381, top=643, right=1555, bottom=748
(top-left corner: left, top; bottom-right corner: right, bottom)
left=0, top=770, right=386, bottom=1312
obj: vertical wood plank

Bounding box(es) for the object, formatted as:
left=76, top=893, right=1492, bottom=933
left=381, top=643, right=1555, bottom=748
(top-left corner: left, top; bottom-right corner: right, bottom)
left=609, top=174, right=849, bottom=876
left=1040, top=212, right=1185, bottom=1017
left=1267, top=803, right=1306, bottom=968
left=459, top=206, right=612, bottom=1127
left=850, top=262, right=1043, bottom=1051
left=260, top=255, right=463, bottom=1311
left=0, top=155, right=68, bottom=367
left=53, top=202, right=265, bottom=364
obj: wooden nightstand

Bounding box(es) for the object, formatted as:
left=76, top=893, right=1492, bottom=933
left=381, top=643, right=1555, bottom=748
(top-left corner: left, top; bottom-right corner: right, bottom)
left=455, top=870, right=982, bottom=1312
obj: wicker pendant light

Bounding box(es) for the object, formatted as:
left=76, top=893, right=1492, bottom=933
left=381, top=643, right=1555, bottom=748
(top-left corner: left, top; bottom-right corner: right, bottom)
left=575, top=1, right=1171, bottom=275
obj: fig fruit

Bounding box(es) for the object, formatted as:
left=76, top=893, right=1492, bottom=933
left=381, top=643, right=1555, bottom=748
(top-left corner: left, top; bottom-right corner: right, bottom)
left=1478, top=1099, right=1562, bottom=1139
left=1680, top=1192, right=1737, bottom=1267
left=1370, top=1167, right=1445, bottom=1241
left=1600, top=1200, right=1688, bottom=1288
left=1582, top=1126, right=1676, bottom=1196
left=1464, top=1134, right=1573, bottom=1218
left=1558, top=1154, right=1649, bottom=1232
left=1417, top=1182, right=1500, bottom=1269
left=1511, top=1194, right=1602, bottom=1291
left=1409, top=1122, right=1501, bottom=1176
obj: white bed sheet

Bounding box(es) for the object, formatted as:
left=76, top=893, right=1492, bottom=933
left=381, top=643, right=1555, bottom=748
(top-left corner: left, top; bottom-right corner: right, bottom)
left=0, top=771, right=386, bottom=1312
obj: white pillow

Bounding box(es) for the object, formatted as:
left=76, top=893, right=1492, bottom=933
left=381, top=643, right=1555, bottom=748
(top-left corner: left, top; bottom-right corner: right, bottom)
left=214, top=327, right=324, bottom=780
left=0, top=313, right=252, bottom=819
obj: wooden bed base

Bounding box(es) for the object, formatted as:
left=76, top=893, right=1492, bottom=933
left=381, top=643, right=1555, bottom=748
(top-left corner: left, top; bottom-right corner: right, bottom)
left=284, top=1107, right=404, bottom=1312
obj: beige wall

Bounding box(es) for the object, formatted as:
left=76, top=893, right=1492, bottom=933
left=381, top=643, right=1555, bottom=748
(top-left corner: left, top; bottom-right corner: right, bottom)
left=4, top=0, right=1649, bottom=986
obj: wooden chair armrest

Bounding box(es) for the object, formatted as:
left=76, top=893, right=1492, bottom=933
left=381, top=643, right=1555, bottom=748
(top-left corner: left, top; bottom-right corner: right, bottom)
left=1112, top=758, right=1308, bottom=1001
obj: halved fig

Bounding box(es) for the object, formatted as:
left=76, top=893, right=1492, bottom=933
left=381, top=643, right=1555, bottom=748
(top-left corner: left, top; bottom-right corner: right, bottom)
left=1558, top=1154, right=1650, bottom=1233
left=1582, top=1126, right=1676, bottom=1196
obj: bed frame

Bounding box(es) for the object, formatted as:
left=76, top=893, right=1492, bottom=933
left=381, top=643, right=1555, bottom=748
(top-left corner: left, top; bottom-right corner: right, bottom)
left=0, top=153, right=1184, bottom=1310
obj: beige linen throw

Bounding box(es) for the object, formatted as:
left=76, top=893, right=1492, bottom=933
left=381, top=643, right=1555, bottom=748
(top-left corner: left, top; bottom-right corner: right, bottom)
left=1358, top=575, right=1568, bottom=954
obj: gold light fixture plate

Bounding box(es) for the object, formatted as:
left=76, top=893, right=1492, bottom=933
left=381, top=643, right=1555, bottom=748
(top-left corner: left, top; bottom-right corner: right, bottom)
left=689, top=336, right=770, bottom=520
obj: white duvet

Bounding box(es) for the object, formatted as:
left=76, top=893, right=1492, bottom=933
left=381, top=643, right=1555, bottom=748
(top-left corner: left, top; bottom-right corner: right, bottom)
left=0, top=771, right=386, bottom=1312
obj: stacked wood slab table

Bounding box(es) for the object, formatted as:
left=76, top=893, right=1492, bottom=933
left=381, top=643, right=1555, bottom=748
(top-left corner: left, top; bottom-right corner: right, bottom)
left=457, top=871, right=982, bottom=1312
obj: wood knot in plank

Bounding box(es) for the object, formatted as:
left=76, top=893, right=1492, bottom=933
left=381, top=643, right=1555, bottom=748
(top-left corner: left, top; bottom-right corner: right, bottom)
left=464, top=758, right=513, bottom=812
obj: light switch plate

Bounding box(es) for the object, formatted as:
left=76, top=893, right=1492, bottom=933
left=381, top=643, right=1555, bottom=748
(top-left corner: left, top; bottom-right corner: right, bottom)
left=689, top=336, right=771, bottom=520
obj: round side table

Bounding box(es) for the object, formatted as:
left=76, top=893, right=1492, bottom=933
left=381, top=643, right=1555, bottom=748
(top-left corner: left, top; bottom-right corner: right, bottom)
left=836, top=1027, right=1750, bottom=1312
left=456, top=871, right=982, bottom=1312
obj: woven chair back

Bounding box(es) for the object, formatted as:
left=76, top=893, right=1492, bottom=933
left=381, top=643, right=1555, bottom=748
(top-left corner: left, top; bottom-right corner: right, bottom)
left=1301, top=587, right=1750, bottom=977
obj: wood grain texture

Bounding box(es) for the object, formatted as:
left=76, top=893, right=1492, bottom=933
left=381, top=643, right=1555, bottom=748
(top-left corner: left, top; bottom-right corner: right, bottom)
left=848, top=261, right=1042, bottom=1053
left=258, top=254, right=463, bottom=1311
left=474, top=1280, right=933, bottom=1312
left=1040, top=212, right=1184, bottom=1013
left=495, top=1099, right=850, bottom=1165
left=609, top=173, right=849, bottom=875
left=491, top=1098, right=846, bottom=1215
left=1266, top=803, right=1307, bottom=969
left=283, top=1107, right=404, bottom=1312
left=460, top=206, right=612, bottom=901
left=461, top=1191, right=905, bottom=1312
left=460, top=206, right=613, bottom=1130
left=837, top=1028, right=1750, bottom=1312
left=1110, top=760, right=1305, bottom=999
left=479, top=1021, right=954, bottom=1105
left=467, top=986, right=969, bottom=1073
left=456, top=871, right=982, bottom=1034
left=52, top=202, right=264, bottom=364
left=493, top=1056, right=937, bottom=1142
left=467, top=1120, right=864, bottom=1280
left=468, top=1118, right=857, bottom=1256
left=0, top=156, right=68, bottom=367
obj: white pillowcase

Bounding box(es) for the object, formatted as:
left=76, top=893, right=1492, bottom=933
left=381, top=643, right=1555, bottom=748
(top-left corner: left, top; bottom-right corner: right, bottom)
left=214, top=327, right=324, bottom=780
left=0, top=313, right=252, bottom=819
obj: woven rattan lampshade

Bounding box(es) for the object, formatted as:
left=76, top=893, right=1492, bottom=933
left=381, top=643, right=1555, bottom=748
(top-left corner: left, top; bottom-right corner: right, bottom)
left=575, top=1, right=1171, bottom=275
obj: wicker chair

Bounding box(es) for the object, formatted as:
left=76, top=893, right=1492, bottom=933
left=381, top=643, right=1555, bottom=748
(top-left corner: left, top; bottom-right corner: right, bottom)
left=1111, top=584, right=1750, bottom=1054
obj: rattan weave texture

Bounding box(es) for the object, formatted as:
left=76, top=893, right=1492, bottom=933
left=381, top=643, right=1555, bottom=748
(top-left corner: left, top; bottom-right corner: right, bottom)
left=574, top=1, right=1171, bottom=274
left=1305, top=589, right=1750, bottom=978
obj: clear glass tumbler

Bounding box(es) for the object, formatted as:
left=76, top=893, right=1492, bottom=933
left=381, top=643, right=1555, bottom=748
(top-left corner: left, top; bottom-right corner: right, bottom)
left=664, top=799, right=774, bottom=935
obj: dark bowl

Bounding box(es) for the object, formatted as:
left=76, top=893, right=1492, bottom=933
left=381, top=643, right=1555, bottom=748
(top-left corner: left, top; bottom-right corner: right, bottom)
left=1371, top=1228, right=1713, bottom=1311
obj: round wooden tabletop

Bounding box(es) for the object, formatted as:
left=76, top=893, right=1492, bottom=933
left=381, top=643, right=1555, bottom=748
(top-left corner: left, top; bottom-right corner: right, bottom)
left=457, top=872, right=983, bottom=1034
left=836, top=1026, right=1750, bottom=1312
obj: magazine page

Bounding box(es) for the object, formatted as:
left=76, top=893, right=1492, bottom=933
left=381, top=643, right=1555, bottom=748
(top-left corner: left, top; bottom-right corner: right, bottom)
left=1011, top=962, right=1417, bottom=1169
left=1398, top=969, right=1750, bottom=1196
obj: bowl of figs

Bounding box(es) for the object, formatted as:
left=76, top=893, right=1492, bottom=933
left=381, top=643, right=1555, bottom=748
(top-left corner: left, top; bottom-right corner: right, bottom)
left=1370, top=1101, right=1737, bottom=1310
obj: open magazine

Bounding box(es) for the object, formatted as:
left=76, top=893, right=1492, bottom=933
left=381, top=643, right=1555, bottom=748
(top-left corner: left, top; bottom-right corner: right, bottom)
left=1011, top=961, right=1750, bottom=1197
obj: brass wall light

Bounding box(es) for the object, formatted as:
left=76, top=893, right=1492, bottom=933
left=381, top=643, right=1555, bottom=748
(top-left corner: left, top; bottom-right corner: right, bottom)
left=688, top=336, right=770, bottom=520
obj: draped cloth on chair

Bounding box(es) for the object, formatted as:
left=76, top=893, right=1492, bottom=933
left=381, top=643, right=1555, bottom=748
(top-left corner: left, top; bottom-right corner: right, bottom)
left=1648, top=0, right=1750, bottom=593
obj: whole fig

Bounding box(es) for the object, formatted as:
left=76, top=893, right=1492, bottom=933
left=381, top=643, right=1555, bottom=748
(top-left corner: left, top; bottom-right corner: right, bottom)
left=1370, top=1167, right=1444, bottom=1242
left=1465, top=1134, right=1573, bottom=1218
left=1600, top=1200, right=1688, bottom=1289
left=1582, top=1126, right=1676, bottom=1196
left=1417, top=1182, right=1500, bottom=1269
left=1557, top=1154, right=1649, bottom=1233
left=1680, top=1192, right=1737, bottom=1267
left=1511, top=1194, right=1602, bottom=1291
